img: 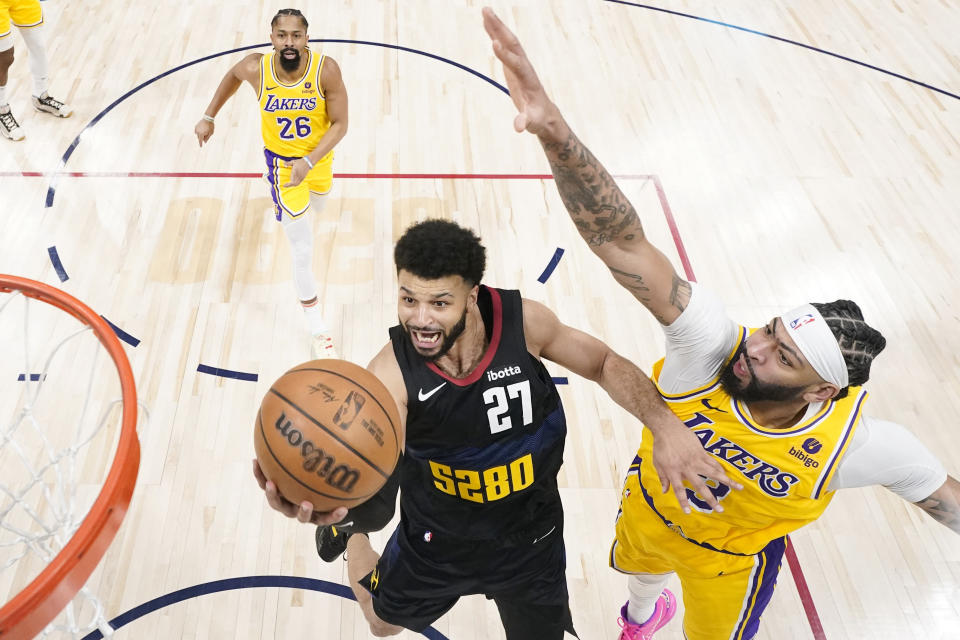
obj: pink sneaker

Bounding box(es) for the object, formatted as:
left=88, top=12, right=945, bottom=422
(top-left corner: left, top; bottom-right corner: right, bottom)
left=617, top=589, right=677, bottom=640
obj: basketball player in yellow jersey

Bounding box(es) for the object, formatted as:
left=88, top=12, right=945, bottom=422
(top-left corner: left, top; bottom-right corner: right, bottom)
left=0, top=0, right=73, bottom=141
left=484, top=9, right=960, bottom=640
left=194, top=8, right=347, bottom=358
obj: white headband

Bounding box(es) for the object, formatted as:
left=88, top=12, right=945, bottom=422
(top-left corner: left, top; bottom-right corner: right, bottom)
left=780, top=304, right=849, bottom=389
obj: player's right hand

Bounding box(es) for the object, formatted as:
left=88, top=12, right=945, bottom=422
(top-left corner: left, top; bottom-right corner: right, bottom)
left=252, top=459, right=349, bottom=526
left=195, top=120, right=215, bottom=147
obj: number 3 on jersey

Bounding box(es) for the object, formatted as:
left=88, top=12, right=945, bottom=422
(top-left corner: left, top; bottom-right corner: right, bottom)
left=483, top=380, right=532, bottom=434
left=276, top=116, right=311, bottom=140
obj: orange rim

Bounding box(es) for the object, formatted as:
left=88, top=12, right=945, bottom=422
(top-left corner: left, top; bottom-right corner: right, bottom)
left=0, top=275, right=140, bottom=639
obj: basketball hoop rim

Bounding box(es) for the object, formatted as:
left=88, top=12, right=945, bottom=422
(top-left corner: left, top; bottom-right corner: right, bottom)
left=0, top=275, right=141, bottom=639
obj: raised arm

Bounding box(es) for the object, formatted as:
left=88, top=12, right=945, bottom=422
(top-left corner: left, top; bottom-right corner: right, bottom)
left=915, top=476, right=960, bottom=535
left=194, top=53, right=262, bottom=147
left=523, top=299, right=741, bottom=512
left=482, top=8, right=690, bottom=325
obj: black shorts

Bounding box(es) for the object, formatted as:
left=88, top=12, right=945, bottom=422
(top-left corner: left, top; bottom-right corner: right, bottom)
left=360, top=517, right=577, bottom=639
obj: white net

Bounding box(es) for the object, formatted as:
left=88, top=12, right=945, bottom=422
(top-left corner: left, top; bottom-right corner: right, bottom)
left=0, top=286, right=139, bottom=639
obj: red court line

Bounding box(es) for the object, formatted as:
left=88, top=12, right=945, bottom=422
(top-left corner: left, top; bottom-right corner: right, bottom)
left=7, top=171, right=556, bottom=179
left=654, top=175, right=825, bottom=640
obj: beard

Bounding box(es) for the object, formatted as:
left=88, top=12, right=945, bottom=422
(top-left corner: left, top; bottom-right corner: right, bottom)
left=718, top=345, right=807, bottom=403
left=403, top=308, right=468, bottom=362
left=278, top=47, right=302, bottom=71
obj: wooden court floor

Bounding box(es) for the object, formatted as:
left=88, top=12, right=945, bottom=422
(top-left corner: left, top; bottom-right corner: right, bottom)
left=1, top=1, right=958, bottom=638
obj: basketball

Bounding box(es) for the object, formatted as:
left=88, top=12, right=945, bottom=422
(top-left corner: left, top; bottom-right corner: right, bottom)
left=254, top=359, right=402, bottom=512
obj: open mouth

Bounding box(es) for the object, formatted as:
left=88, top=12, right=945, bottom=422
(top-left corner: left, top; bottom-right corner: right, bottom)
left=282, top=49, right=298, bottom=59
left=411, top=330, right=442, bottom=348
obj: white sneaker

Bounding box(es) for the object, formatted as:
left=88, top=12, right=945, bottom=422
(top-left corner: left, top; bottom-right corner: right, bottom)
left=32, top=93, right=73, bottom=118
left=311, top=333, right=339, bottom=360
left=0, top=107, right=24, bottom=141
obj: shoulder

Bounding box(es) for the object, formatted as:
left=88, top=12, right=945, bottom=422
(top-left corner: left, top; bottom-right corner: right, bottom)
left=235, top=52, right=264, bottom=81
left=367, top=342, right=407, bottom=408
left=519, top=297, right=560, bottom=356
left=320, top=55, right=343, bottom=85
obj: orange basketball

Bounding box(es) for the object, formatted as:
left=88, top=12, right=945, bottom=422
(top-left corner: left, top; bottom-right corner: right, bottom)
left=255, top=359, right=402, bottom=512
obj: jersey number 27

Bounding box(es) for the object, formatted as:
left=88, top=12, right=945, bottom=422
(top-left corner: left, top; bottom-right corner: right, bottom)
left=483, top=380, right=532, bottom=434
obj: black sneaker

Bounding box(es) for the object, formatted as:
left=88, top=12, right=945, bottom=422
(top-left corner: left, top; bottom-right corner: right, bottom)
left=315, top=524, right=351, bottom=562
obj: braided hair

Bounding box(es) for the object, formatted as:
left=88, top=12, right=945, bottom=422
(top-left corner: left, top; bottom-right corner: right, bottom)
left=810, top=300, right=886, bottom=399
left=271, top=8, right=308, bottom=30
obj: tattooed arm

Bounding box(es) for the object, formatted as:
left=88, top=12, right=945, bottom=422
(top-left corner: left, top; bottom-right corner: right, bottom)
left=915, top=476, right=960, bottom=535
left=483, top=8, right=691, bottom=325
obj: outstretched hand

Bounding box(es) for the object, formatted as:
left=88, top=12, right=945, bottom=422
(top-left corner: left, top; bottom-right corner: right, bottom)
left=651, top=421, right=743, bottom=514
left=252, top=459, right=348, bottom=526
left=482, top=7, right=556, bottom=135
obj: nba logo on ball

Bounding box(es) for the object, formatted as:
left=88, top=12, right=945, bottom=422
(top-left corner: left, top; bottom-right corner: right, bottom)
left=255, top=359, right=402, bottom=511
left=802, top=438, right=822, bottom=454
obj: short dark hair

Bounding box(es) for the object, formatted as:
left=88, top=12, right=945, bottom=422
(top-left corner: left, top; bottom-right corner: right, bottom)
left=394, top=219, right=486, bottom=286
left=810, top=299, right=886, bottom=399
left=271, top=8, right=308, bottom=30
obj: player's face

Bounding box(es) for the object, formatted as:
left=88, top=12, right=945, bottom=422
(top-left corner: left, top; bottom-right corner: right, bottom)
left=270, top=16, right=308, bottom=72
left=397, top=270, right=476, bottom=361
left=719, top=317, right=826, bottom=403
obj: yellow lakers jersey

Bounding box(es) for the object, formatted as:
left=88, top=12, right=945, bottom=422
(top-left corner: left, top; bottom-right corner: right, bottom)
left=258, top=49, right=332, bottom=158
left=631, top=326, right=867, bottom=556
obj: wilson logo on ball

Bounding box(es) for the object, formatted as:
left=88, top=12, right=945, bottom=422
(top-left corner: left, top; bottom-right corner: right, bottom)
left=274, top=412, right=361, bottom=492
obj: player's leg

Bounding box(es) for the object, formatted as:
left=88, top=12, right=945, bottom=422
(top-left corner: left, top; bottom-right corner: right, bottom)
left=315, top=459, right=400, bottom=561
left=677, top=536, right=787, bottom=640
left=0, top=18, right=23, bottom=141
left=279, top=209, right=336, bottom=358
left=351, top=526, right=462, bottom=637
left=493, top=598, right=577, bottom=640
left=609, top=473, right=679, bottom=638
left=11, top=0, right=69, bottom=117
left=265, top=149, right=338, bottom=357
left=346, top=534, right=405, bottom=637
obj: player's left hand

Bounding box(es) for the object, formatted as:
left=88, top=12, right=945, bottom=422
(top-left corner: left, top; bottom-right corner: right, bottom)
left=482, top=6, right=556, bottom=135
left=252, top=459, right=348, bottom=525
left=651, top=418, right=744, bottom=514
left=283, top=158, right=311, bottom=188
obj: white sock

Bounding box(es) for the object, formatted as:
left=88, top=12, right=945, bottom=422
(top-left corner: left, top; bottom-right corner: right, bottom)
left=0, top=85, right=7, bottom=109
left=302, top=298, right=329, bottom=335
left=627, top=573, right=671, bottom=625
left=281, top=211, right=319, bottom=301
left=18, top=24, right=49, bottom=97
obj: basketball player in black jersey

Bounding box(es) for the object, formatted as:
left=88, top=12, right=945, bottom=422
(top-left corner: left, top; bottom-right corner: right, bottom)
left=251, top=218, right=738, bottom=639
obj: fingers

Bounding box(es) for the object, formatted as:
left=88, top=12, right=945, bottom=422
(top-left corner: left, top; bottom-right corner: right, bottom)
left=252, top=458, right=266, bottom=489
left=686, top=474, right=723, bottom=512
left=311, top=506, right=349, bottom=526
left=705, top=463, right=743, bottom=492
left=670, top=480, right=693, bottom=514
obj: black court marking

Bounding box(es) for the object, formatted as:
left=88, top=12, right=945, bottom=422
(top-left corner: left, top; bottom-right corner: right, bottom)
left=196, top=364, right=258, bottom=382
left=269, top=386, right=395, bottom=481
left=256, top=410, right=382, bottom=503
left=606, top=0, right=960, bottom=102
left=100, top=315, right=140, bottom=347
left=78, top=575, right=450, bottom=640
left=537, top=248, right=565, bottom=284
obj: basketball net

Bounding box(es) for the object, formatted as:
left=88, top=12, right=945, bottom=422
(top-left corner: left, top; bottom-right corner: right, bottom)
left=0, top=276, right=141, bottom=639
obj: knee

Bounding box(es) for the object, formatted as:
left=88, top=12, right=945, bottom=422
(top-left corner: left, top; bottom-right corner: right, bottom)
left=0, top=47, right=14, bottom=68
left=369, top=621, right=402, bottom=637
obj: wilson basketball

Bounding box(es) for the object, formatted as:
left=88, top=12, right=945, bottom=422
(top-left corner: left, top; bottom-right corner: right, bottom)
left=255, top=359, right=402, bottom=511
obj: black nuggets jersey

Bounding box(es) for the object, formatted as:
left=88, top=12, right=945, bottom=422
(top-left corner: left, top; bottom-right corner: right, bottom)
left=389, top=286, right=568, bottom=541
